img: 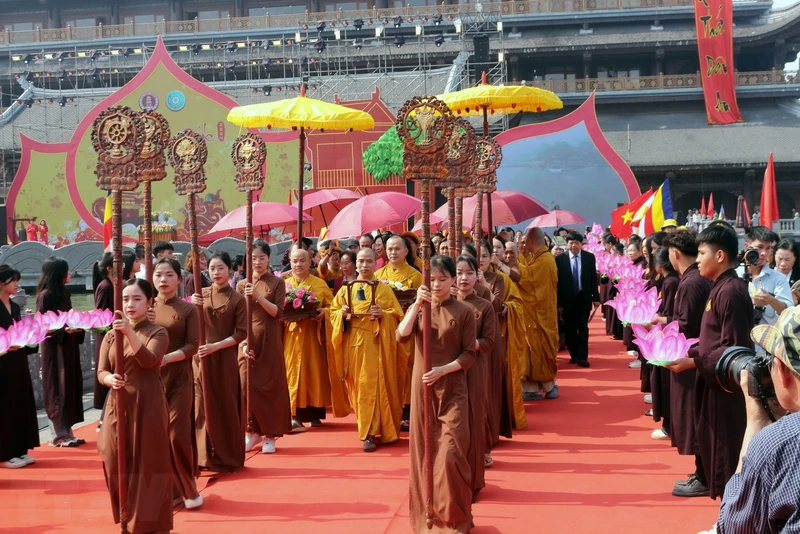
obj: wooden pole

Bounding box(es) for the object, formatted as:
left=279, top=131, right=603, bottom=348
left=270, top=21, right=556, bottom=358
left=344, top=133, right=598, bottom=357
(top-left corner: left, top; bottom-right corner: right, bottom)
left=188, top=193, right=214, bottom=457
left=420, top=179, right=434, bottom=530
left=143, top=181, right=153, bottom=285
left=475, top=190, right=484, bottom=244
left=244, top=190, right=254, bottom=434
left=483, top=107, right=494, bottom=243
left=447, top=186, right=456, bottom=259
left=297, top=126, right=305, bottom=246
left=111, top=190, right=129, bottom=533
left=455, top=194, right=463, bottom=252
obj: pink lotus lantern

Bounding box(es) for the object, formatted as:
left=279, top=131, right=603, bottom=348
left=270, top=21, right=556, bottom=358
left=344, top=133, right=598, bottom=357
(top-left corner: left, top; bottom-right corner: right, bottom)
left=86, top=309, right=115, bottom=333
left=631, top=321, right=699, bottom=366
left=591, top=223, right=604, bottom=237
left=36, top=310, right=69, bottom=332
left=615, top=275, right=648, bottom=294
left=606, top=287, right=661, bottom=326
left=0, top=329, right=11, bottom=356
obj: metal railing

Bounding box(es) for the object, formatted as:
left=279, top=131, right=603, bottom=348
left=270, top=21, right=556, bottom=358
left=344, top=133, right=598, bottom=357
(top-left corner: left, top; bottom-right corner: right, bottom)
left=0, top=0, right=719, bottom=46
left=526, top=70, right=798, bottom=93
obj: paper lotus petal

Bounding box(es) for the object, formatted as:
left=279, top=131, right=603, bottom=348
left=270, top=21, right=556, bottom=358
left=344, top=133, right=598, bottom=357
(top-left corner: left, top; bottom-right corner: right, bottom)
left=591, top=223, right=604, bottom=237
left=26, top=322, right=48, bottom=347
left=37, top=310, right=69, bottom=331
left=0, top=329, right=10, bottom=356
left=65, top=309, right=94, bottom=330
left=633, top=320, right=699, bottom=366
left=87, top=309, right=115, bottom=333
left=607, top=287, right=661, bottom=326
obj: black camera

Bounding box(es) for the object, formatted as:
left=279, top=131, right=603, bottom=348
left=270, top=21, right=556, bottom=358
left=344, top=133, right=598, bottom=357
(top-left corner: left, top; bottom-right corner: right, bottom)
left=716, top=346, right=778, bottom=421
left=738, top=247, right=761, bottom=266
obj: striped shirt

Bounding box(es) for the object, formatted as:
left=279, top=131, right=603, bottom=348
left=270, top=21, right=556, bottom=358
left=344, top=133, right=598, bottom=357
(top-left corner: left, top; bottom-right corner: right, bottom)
left=717, top=411, right=800, bottom=533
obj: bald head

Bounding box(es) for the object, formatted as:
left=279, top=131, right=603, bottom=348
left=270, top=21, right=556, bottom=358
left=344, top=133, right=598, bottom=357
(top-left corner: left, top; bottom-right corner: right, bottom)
left=386, top=235, right=409, bottom=267
left=356, top=247, right=377, bottom=279
left=525, top=227, right=545, bottom=253
left=290, top=247, right=311, bottom=277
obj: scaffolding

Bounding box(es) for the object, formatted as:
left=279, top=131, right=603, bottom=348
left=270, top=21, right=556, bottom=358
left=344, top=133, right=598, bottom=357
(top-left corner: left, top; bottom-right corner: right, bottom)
left=0, top=10, right=508, bottom=197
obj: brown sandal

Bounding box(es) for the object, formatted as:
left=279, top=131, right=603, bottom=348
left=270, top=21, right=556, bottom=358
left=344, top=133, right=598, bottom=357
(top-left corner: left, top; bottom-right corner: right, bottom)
left=363, top=437, right=377, bottom=453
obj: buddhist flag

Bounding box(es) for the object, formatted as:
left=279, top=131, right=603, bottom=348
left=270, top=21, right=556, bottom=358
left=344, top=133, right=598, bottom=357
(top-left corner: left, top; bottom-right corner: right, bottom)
left=719, top=204, right=726, bottom=220
left=102, top=191, right=112, bottom=248
left=632, top=179, right=674, bottom=237
left=609, top=188, right=654, bottom=238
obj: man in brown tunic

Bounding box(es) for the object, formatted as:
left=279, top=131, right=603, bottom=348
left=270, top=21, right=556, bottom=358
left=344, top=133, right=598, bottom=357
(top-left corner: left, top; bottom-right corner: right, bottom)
left=666, top=222, right=754, bottom=499
left=664, top=230, right=713, bottom=495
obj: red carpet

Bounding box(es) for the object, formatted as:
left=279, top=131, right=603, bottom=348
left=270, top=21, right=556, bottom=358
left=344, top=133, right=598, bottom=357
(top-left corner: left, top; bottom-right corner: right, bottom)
left=1, top=319, right=721, bottom=533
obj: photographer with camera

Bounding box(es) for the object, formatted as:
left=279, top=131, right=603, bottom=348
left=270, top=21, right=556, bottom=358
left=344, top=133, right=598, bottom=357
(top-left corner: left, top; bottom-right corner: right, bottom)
left=715, top=307, right=799, bottom=533
left=665, top=221, right=754, bottom=500
left=741, top=227, right=791, bottom=327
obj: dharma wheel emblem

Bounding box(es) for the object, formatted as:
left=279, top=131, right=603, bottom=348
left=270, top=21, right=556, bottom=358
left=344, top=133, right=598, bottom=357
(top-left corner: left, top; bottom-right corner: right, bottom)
left=231, top=133, right=267, bottom=192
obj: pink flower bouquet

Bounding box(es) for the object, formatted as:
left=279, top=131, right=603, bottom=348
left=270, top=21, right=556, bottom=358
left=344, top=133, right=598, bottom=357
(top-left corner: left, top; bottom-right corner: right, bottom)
left=631, top=322, right=699, bottom=366
left=285, top=283, right=318, bottom=310
left=606, top=287, right=661, bottom=326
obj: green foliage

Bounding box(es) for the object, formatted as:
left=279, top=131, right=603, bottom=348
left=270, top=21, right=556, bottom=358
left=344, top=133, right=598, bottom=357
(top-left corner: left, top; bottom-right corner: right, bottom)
left=363, top=126, right=403, bottom=182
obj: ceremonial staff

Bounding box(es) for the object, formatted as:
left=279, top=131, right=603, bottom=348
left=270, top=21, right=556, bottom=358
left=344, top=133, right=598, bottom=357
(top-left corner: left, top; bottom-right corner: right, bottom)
left=442, top=117, right=477, bottom=259
left=91, top=106, right=146, bottom=533
left=166, top=129, right=214, bottom=455
left=230, top=133, right=267, bottom=435
left=136, top=111, right=170, bottom=284
left=472, top=136, right=503, bottom=245
left=396, top=96, right=453, bottom=530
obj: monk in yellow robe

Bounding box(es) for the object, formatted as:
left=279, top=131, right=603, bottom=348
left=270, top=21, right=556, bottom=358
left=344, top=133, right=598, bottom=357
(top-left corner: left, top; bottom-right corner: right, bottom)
left=518, top=227, right=559, bottom=399
left=283, top=248, right=337, bottom=429
left=317, top=243, right=343, bottom=282
left=331, top=248, right=405, bottom=452
left=375, top=235, right=423, bottom=428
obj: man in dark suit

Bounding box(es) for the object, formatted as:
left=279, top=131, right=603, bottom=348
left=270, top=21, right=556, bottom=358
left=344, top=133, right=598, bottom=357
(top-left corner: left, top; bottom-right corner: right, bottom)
left=555, top=231, right=601, bottom=367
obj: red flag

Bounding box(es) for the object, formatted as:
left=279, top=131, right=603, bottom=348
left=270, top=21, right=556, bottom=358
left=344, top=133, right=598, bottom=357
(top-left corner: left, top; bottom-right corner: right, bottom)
left=707, top=193, right=715, bottom=218
left=743, top=198, right=751, bottom=225
left=609, top=189, right=654, bottom=238
left=760, top=153, right=779, bottom=230
left=700, top=196, right=707, bottom=216
left=693, top=0, right=743, bottom=125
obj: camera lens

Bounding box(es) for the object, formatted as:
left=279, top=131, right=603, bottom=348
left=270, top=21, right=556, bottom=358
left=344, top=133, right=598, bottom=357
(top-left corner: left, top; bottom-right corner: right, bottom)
left=715, top=346, right=757, bottom=393
left=744, top=248, right=760, bottom=265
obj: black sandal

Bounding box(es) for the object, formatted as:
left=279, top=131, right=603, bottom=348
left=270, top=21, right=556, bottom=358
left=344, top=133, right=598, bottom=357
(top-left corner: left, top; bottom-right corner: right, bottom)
left=363, top=437, right=377, bottom=453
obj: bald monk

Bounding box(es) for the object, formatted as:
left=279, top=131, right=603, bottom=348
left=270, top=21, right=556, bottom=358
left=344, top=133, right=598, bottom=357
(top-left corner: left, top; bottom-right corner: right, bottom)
left=283, top=248, right=335, bottom=430
left=317, top=243, right=343, bottom=282
left=330, top=248, right=405, bottom=452
left=518, top=227, right=559, bottom=399
left=375, top=235, right=423, bottom=429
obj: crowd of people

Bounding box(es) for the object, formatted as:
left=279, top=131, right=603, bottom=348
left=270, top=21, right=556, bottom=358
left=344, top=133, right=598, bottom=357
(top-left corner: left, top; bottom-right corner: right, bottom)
left=3, top=216, right=800, bottom=533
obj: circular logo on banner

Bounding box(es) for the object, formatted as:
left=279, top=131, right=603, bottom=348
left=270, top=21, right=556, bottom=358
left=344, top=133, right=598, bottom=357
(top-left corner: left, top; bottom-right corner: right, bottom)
left=166, top=90, right=186, bottom=112
left=138, top=92, right=159, bottom=111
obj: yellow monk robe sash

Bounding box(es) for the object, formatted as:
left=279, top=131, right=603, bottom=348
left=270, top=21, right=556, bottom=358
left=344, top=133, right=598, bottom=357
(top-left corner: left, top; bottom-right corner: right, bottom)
left=330, top=280, right=405, bottom=442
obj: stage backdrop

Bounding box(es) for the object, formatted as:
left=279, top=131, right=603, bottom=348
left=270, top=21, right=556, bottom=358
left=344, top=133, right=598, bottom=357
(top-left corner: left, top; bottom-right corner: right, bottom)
left=7, top=37, right=402, bottom=246
left=495, top=94, right=640, bottom=229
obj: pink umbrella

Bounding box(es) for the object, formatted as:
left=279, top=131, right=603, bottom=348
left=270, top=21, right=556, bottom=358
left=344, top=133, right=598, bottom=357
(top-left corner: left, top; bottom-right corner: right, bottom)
left=200, top=202, right=313, bottom=244
left=416, top=190, right=548, bottom=232
left=295, top=188, right=362, bottom=237
left=326, top=191, right=422, bottom=239
left=526, top=209, right=586, bottom=229
left=411, top=203, right=466, bottom=234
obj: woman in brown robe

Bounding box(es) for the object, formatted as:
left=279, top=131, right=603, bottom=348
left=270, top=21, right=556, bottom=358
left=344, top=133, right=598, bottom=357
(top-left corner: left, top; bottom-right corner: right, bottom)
left=648, top=247, right=679, bottom=439
left=97, top=278, right=172, bottom=533
left=456, top=254, right=496, bottom=497
left=36, top=257, right=85, bottom=447
left=152, top=258, right=202, bottom=508
left=236, top=239, right=292, bottom=454
left=398, top=255, right=476, bottom=533
left=0, top=265, right=39, bottom=468
left=92, top=253, right=114, bottom=412
left=191, top=251, right=247, bottom=473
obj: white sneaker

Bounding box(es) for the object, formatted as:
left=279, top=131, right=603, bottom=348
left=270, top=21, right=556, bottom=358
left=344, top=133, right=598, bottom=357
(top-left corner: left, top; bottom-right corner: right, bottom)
left=184, top=495, right=204, bottom=510
left=1, top=457, right=27, bottom=469
left=18, top=455, right=36, bottom=465
left=262, top=438, right=276, bottom=454
left=244, top=433, right=262, bottom=452
left=629, top=359, right=642, bottom=369
left=651, top=428, right=670, bottom=440
left=644, top=394, right=653, bottom=404
left=627, top=350, right=639, bottom=357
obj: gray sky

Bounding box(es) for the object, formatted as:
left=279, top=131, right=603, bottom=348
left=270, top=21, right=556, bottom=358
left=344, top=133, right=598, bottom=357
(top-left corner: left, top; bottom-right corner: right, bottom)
left=773, top=0, right=799, bottom=69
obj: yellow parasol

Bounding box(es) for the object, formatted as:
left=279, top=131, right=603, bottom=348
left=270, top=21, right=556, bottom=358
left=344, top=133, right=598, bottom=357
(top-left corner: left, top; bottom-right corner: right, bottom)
left=437, top=71, right=563, bottom=233
left=227, top=84, right=375, bottom=241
